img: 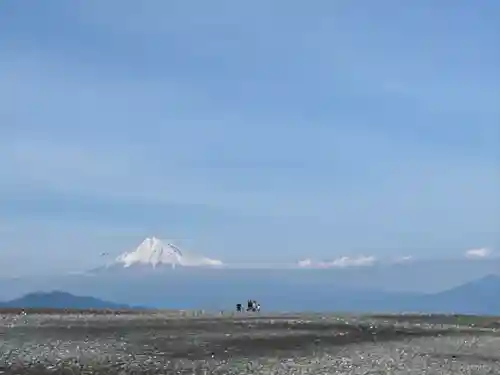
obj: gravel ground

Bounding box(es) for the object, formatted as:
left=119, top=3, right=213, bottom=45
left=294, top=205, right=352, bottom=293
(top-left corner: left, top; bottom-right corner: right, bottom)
left=1, top=311, right=500, bottom=374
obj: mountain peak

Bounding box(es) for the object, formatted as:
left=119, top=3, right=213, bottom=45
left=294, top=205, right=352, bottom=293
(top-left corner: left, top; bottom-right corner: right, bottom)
left=113, top=237, right=223, bottom=268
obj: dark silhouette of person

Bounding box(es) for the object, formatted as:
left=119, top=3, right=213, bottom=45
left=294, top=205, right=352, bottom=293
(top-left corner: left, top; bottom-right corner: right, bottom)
left=236, top=303, right=242, bottom=312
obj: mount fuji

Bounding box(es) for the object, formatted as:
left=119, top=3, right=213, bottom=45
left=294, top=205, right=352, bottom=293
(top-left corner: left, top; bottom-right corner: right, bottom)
left=105, top=237, right=224, bottom=269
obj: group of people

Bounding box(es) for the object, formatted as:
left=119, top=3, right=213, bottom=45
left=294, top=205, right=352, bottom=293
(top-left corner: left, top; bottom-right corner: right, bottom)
left=236, top=299, right=260, bottom=312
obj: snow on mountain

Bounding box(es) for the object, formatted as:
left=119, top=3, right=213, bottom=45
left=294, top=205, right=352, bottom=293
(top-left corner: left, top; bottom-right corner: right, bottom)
left=113, top=237, right=224, bottom=268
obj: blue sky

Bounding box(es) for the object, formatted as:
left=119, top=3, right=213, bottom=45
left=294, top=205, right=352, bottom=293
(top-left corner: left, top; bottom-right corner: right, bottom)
left=1, top=0, right=499, bottom=275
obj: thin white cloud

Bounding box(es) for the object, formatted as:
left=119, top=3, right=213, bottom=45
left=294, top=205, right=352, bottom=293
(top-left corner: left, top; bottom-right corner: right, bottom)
left=328, top=255, right=377, bottom=268
left=393, top=255, right=414, bottom=264
left=464, top=247, right=493, bottom=259
left=297, top=255, right=377, bottom=269
left=297, top=259, right=313, bottom=267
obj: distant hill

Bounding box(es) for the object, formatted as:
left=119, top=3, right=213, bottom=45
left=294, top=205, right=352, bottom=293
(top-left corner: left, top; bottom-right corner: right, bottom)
left=0, top=291, right=135, bottom=310
left=416, top=274, right=500, bottom=315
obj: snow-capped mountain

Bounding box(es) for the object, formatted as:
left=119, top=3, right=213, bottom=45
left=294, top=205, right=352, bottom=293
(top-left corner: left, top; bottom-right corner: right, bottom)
left=110, top=237, right=224, bottom=269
